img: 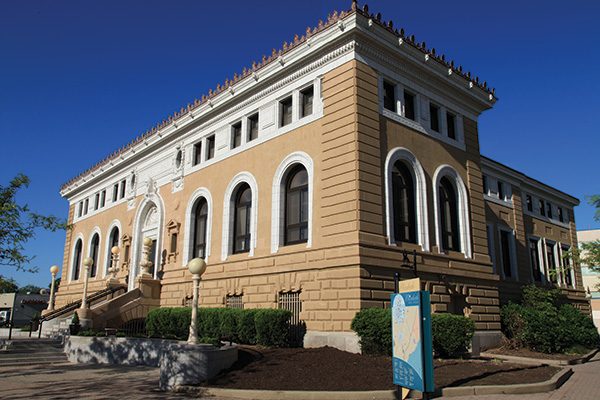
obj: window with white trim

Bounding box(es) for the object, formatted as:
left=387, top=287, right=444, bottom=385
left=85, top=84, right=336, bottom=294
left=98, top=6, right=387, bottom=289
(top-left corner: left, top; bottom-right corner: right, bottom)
left=429, top=103, right=441, bottom=133
left=300, top=85, right=314, bottom=118
left=193, top=142, right=202, bottom=166
left=499, top=229, right=516, bottom=279
left=206, top=135, right=215, bottom=160
left=279, top=96, right=293, bottom=127
left=72, top=239, right=83, bottom=280
left=247, top=113, right=259, bottom=142
left=284, top=165, right=309, bottom=245
left=231, top=121, right=242, bottom=149
left=529, top=238, right=542, bottom=282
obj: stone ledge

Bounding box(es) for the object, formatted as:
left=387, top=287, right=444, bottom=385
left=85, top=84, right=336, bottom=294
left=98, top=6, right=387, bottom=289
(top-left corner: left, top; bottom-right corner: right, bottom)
left=440, top=366, right=573, bottom=397
left=480, top=347, right=599, bottom=367
left=183, top=366, right=573, bottom=399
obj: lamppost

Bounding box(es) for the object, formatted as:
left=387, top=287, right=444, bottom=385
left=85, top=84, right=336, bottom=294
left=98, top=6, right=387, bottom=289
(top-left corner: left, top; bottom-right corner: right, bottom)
left=107, top=246, right=120, bottom=285
left=80, top=257, right=93, bottom=309
left=141, top=237, right=153, bottom=276
left=46, top=265, right=60, bottom=312
left=187, top=258, right=207, bottom=345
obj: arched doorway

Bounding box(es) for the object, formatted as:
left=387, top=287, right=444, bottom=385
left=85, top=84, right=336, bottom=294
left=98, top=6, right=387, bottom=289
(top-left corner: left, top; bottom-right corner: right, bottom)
left=130, top=196, right=164, bottom=290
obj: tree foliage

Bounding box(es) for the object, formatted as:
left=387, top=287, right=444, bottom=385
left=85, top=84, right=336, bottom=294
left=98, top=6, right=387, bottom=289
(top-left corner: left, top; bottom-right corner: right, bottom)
left=579, top=195, right=600, bottom=285
left=0, top=173, right=68, bottom=272
left=0, top=276, right=18, bottom=293
left=17, top=284, right=44, bottom=294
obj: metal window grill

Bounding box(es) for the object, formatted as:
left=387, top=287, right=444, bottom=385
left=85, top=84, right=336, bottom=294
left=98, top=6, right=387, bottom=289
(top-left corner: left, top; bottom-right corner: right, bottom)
left=278, top=291, right=304, bottom=346
left=226, top=294, right=244, bottom=309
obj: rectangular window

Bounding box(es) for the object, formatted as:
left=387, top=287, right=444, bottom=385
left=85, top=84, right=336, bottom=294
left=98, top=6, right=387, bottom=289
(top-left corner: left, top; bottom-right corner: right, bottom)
left=120, top=179, right=126, bottom=199
left=482, top=175, right=489, bottom=195
left=558, top=207, right=564, bottom=222
left=429, top=103, right=440, bottom=132
left=170, top=233, right=177, bottom=254
left=300, top=85, right=314, bottom=118
left=497, top=181, right=504, bottom=200
left=383, top=81, right=396, bottom=112
left=100, top=190, right=106, bottom=208
left=84, top=199, right=89, bottom=215
left=546, top=202, right=552, bottom=219
left=539, top=199, right=546, bottom=216
left=526, top=195, right=533, bottom=212
left=500, top=230, right=514, bottom=278
left=206, top=135, right=215, bottom=160
left=486, top=225, right=495, bottom=273
left=231, top=122, right=242, bottom=149
left=94, top=193, right=100, bottom=210
left=446, top=112, right=456, bottom=139
left=78, top=202, right=83, bottom=217
left=248, top=113, right=259, bottom=142
left=113, top=184, right=119, bottom=202
left=280, top=96, right=293, bottom=127
left=226, top=294, right=244, bottom=309
left=546, top=242, right=557, bottom=283
left=562, top=245, right=573, bottom=287
left=529, top=239, right=542, bottom=282
left=404, top=90, right=415, bottom=120
left=193, top=142, right=202, bottom=165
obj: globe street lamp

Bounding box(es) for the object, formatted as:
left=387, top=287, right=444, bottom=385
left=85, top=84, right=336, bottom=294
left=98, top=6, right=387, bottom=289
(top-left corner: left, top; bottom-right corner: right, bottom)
left=187, top=258, right=207, bottom=344
left=46, top=265, right=60, bottom=312
left=80, top=257, right=93, bottom=310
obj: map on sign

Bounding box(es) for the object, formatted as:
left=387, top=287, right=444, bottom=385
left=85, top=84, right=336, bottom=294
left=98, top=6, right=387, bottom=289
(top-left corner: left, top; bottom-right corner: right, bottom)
left=391, top=291, right=425, bottom=391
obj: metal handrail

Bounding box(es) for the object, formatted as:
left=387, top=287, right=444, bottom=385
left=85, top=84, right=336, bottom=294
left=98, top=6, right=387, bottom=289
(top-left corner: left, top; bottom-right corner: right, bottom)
left=40, top=285, right=126, bottom=323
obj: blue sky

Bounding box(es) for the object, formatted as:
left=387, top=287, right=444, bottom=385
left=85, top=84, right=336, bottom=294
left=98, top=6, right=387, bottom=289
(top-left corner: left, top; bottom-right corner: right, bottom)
left=1, top=0, right=599, bottom=288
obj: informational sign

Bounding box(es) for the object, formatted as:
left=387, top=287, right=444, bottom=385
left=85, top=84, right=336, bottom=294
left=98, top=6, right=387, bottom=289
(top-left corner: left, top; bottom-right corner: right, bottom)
left=391, top=280, right=434, bottom=393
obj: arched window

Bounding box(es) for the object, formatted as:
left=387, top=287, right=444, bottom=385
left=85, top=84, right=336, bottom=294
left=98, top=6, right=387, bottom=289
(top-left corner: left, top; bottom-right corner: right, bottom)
left=192, top=198, right=208, bottom=258
left=284, top=165, right=309, bottom=245
left=439, top=177, right=460, bottom=252
left=72, top=239, right=83, bottom=280
left=89, top=233, right=100, bottom=277
left=106, top=227, right=119, bottom=272
left=392, top=161, right=416, bottom=243
left=233, top=184, right=252, bottom=254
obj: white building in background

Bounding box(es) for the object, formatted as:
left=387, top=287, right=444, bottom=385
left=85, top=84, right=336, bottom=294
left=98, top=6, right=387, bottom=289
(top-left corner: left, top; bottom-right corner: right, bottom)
left=577, top=229, right=600, bottom=331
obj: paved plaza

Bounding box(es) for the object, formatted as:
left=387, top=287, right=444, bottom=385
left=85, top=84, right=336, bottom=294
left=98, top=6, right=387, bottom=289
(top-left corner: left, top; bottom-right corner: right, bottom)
left=0, top=353, right=598, bottom=400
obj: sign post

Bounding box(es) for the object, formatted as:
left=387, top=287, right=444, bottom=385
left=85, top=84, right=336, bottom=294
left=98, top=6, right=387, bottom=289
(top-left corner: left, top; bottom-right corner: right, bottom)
left=391, top=277, right=434, bottom=399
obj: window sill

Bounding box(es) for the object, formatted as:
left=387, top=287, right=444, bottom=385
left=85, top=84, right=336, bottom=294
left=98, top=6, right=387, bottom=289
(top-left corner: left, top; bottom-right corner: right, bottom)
left=523, top=210, right=570, bottom=229
left=382, top=109, right=466, bottom=151
left=483, top=194, right=514, bottom=208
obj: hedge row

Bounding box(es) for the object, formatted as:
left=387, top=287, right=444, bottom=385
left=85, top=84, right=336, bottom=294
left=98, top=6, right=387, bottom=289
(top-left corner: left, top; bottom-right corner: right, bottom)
left=146, top=307, right=292, bottom=347
left=351, top=308, right=474, bottom=358
left=501, top=286, right=599, bottom=353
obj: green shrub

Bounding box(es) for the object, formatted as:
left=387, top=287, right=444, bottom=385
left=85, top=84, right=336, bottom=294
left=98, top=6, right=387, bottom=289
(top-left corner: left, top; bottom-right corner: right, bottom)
left=351, top=308, right=392, bottom=356
left=255, top=309, right=292, bottom=347
left=71, top=313, right=80, bottom=325
left=500, top=286, right=600, bottom=354
left=219, top=308, right=242, bottom=341
left=237, top=309, right=258, bottom=344
left=146, top=307, right=291, bottom=346
left=431, top=313, right=475, bottom=358
left=146, top=307, right=191, bottom=340
left=351, top=308, right=475, bottom=357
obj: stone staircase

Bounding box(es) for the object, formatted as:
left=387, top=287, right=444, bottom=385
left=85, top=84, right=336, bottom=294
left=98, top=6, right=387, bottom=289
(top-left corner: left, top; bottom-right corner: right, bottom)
left=0, top=339, right=68, bottom=367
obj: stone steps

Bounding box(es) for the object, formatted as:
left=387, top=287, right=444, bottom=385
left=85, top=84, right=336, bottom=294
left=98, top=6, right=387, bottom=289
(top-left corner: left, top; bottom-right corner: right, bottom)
left=0, top=339, right=68, bottom=367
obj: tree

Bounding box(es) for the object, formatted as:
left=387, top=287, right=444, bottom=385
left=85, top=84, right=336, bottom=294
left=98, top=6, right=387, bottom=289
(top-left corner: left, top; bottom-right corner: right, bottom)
left=17, top=284, right=44, bottom=294
left=578, top=195, right=600, bottom=290
left=0, top=174, right=67, bottom=272
left=0, top=276, right=18, bottom=293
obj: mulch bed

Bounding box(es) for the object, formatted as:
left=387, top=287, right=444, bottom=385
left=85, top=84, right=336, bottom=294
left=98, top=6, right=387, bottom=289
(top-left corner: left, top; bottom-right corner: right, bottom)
left=206, top=346, right=560, bottom=391
left=485, top=346, right=592, bottom=361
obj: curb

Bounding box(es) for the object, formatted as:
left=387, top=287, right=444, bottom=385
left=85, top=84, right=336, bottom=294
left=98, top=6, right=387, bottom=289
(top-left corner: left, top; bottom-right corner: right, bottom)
left=439, top=366, right=573, bottom=397
left=176, top=367, right=573, bottom=400
left=175, top=387, right=398, bottom=400
left=481, top=347, right=599, bottom=366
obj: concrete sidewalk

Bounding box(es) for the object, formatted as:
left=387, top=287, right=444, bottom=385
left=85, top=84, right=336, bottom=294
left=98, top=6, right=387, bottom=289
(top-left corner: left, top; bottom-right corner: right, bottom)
left=437, top=352, right=600, bottom=400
